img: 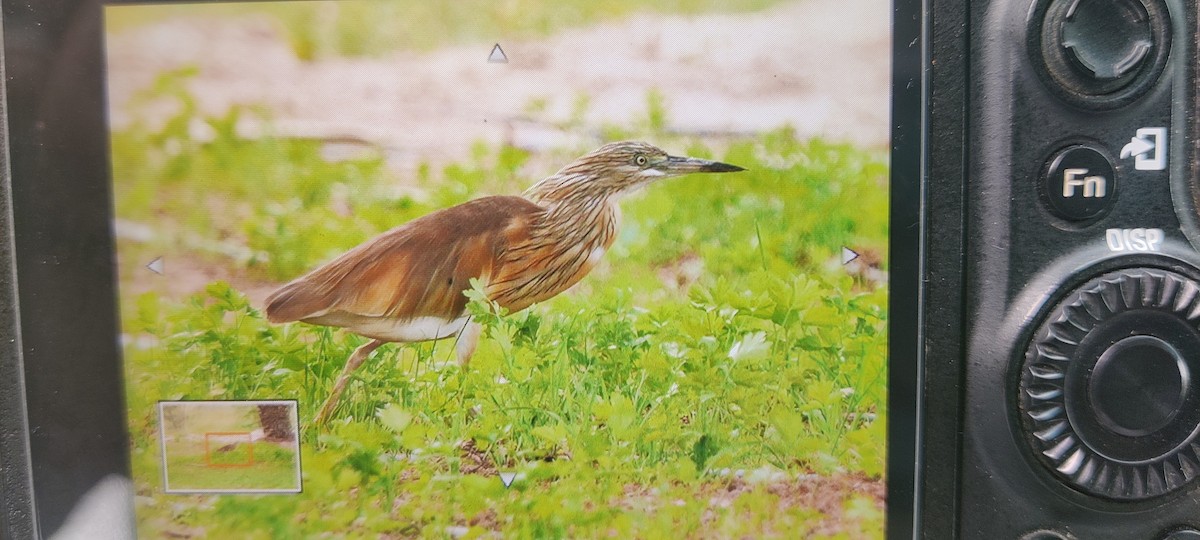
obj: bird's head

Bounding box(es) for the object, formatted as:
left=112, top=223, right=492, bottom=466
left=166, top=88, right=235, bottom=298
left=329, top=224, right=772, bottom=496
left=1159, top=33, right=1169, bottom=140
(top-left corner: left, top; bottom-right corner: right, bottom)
left=525, top=141, right=745, bottom=204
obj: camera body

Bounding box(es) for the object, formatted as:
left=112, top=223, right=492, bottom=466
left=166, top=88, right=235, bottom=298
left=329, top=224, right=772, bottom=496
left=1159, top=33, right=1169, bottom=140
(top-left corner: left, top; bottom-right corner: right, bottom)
left=922, top=0, right=1200, bottom=537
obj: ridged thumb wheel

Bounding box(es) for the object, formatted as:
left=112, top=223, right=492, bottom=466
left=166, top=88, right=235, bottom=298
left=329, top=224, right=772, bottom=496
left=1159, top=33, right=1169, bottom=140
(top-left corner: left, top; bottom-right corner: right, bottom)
left=1019, top=268, right=1200, bottom=500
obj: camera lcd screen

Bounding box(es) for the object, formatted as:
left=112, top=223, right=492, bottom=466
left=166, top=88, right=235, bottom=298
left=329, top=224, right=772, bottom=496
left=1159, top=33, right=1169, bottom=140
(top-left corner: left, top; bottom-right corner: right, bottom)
left=103, top=1, right=891, bottom=536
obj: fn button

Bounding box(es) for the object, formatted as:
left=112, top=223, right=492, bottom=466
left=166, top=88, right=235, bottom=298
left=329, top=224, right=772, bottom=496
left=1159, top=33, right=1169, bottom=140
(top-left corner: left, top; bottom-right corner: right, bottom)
left=1042, top=145, right=1116, bottom=221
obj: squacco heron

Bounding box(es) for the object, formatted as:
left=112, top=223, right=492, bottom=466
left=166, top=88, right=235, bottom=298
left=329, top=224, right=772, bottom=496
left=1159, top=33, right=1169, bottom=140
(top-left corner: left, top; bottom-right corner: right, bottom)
left=264, top=141, right=745, bottom=423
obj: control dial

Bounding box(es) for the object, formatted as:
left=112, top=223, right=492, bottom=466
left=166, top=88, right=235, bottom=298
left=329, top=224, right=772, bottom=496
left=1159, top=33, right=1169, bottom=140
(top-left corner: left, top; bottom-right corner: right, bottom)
left=1019, top=268, right=1200, bottom=499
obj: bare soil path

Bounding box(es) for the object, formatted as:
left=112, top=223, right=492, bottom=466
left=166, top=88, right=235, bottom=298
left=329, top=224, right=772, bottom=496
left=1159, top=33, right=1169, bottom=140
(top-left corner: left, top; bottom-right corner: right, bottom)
left=107, top=0, right=889, bottom=172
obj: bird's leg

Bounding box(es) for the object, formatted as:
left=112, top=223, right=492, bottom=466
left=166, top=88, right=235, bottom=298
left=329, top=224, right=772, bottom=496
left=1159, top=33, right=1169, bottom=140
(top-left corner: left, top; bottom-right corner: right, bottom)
left=455, top=321, right=482, bottom=367
left=314, top=339, right=385, bottom=424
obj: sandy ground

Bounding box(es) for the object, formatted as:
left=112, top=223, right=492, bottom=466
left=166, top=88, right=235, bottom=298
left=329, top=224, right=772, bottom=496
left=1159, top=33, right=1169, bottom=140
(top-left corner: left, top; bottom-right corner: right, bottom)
left=106, top=0, right=890, bottom=172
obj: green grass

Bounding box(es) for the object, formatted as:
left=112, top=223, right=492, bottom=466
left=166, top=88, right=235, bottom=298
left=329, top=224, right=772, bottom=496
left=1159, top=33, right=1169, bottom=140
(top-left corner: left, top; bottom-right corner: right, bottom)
left=163, top=443, right=299, bottom=491
left=116, top=71, right=888, bottom=537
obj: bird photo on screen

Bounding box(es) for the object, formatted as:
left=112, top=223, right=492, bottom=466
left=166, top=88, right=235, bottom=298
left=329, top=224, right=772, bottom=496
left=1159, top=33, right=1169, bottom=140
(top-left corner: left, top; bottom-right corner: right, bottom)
left=264, top=141, right=745, bottom=423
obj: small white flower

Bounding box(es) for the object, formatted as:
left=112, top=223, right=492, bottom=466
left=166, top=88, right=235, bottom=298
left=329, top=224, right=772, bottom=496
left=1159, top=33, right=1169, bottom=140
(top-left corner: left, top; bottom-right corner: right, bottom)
left=728, top=332, right=770, bottom=361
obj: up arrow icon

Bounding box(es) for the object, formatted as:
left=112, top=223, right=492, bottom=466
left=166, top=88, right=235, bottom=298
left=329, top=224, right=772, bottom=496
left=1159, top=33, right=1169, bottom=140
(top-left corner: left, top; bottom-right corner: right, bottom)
left=488, top=44, right=508, bottom=64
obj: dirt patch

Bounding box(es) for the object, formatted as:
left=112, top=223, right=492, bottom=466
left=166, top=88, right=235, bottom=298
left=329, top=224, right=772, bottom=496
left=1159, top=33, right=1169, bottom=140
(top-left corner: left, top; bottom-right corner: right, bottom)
left=105, top=0, right=889, bottom=175
left=118, top=250, right=280, bottom=308
left=695, top=474, right=884, bottom=536
left=658, top=252, right=706, bottom=291
left=616, top=473, right=884, bottom=537
left=458, top=439, right=498, bottom=476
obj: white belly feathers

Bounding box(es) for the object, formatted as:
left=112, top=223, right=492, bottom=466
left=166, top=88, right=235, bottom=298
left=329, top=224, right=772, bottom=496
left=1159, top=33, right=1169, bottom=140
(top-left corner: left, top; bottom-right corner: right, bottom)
left=305, top=313, right=470, bottom=342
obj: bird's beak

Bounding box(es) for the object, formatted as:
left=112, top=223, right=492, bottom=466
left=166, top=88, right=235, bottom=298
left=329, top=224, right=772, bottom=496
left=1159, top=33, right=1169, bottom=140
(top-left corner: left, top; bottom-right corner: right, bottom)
left=662, top=155, right=746, bottom=175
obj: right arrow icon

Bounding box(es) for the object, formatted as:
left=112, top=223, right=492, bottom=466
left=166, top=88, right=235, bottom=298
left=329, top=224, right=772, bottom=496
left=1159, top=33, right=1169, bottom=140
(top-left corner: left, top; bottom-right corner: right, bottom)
left=841, top=247, right=860, bottom=266
left=1119, top=136, right=1154, bottom=159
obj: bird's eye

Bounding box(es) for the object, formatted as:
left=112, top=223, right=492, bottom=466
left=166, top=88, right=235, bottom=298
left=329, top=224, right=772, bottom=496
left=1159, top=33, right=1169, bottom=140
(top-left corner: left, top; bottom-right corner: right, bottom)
left=634, top=155, right=648, bottom=166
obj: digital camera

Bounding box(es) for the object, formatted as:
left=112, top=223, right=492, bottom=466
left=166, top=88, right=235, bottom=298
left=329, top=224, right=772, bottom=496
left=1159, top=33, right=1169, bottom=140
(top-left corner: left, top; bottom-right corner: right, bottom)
left=920, top=0, right=1200, bottom=538
left=0, top=0, right=1196, bottom=538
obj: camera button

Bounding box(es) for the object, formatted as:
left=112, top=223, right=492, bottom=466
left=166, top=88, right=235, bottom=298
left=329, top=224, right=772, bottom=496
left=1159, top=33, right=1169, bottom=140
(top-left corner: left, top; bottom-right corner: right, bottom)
left=1089, top=335, right=1188, bottom=437
left=1030, top=0, right=1172, bottom=109
left=1060, top=0, right=1152, bottom=83
left=1042, top=145, right=1116, bottom=221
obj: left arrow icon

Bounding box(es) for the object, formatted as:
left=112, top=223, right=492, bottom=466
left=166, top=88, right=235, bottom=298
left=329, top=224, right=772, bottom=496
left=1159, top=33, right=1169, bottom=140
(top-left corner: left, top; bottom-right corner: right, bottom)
left=146, top=257, right=164, bottom=275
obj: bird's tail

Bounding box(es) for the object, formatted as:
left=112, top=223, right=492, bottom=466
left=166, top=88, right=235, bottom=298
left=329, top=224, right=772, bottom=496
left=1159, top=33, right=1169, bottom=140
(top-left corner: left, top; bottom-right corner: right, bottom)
left=264, top=280, right=328, bottom=323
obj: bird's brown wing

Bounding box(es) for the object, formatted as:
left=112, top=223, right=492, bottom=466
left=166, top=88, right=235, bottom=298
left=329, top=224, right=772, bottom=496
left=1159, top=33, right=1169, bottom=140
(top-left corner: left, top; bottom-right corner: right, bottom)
left=264, top=195, right=544, bottom=324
